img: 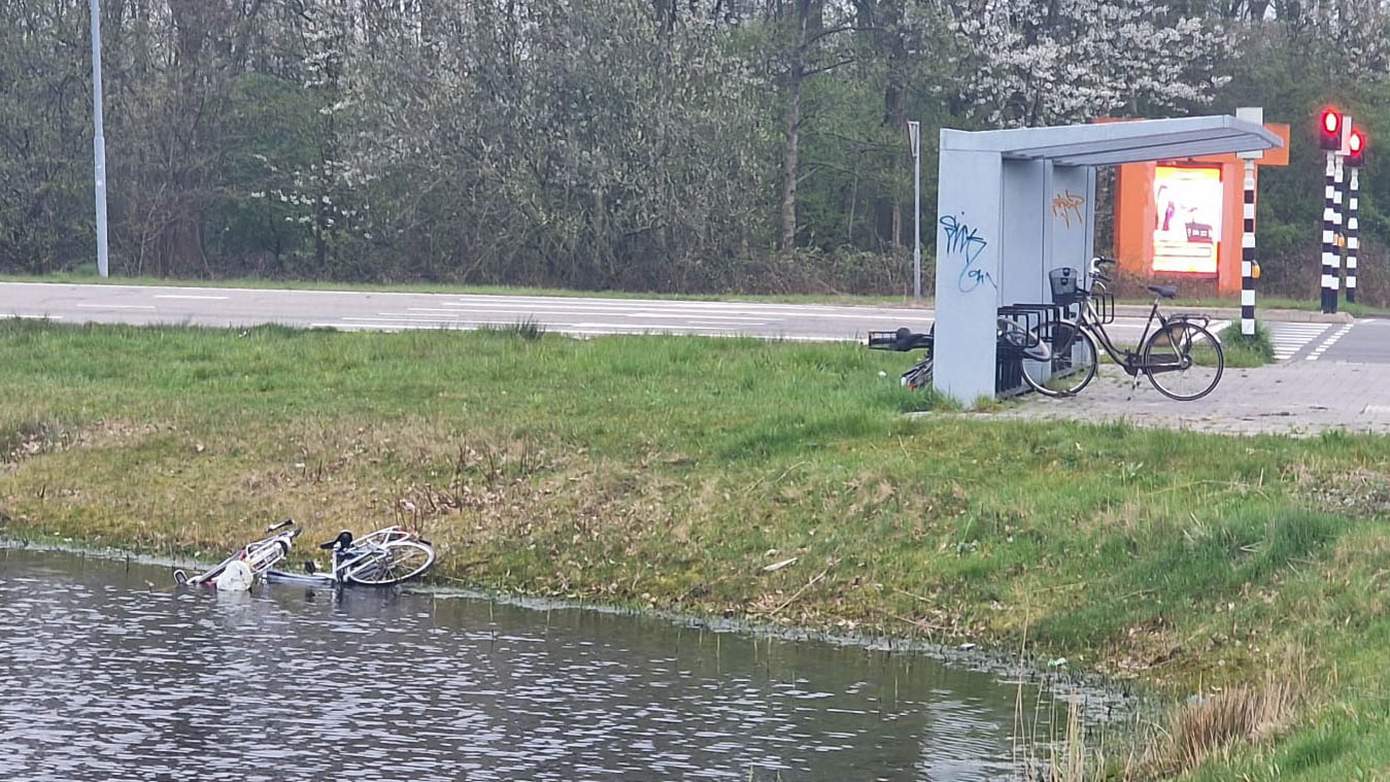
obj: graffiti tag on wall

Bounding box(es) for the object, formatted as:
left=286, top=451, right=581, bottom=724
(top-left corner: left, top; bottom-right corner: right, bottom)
left=940, top=214, right=996, bottom=293
left=1051, top=191, right=1085, bottom=228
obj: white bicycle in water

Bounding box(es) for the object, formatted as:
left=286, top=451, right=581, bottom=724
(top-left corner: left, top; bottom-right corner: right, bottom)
left=174, top=519, right=301, bottom=590
left=267, top=526, right=436, bottom=587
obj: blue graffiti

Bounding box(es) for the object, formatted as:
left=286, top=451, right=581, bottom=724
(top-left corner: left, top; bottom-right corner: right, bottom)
left=939, top=214, right=996, bottom=293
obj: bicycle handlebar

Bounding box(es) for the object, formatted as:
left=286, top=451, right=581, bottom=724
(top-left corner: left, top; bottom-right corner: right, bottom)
left=266, top=518, right=296, bottom=533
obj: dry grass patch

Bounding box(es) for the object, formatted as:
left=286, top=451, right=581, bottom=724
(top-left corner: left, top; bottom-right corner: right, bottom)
left=1143, top=659, right=1309, bottom=776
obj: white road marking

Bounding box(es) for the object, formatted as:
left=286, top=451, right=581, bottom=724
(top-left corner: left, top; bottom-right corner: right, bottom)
left=309, top=322, right=840, bottom=341
left=154, top=294, right=229, bottom=301
left=400, top=307, right=772, bottom=322
left=75, top=303, right=156, bottom=310
left=1306, top=323, right=1355, bottom=361
left=8, top=314, right=64, bottom=320
left=430, top=300, right=935, bottom=321
left=1266, top=323, right=1330, bottom=361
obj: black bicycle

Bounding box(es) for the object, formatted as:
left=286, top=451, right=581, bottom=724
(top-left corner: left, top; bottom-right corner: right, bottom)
left=1020, top=257, right=1225, bottom=401
left=868, top=318, right=1051, bottom=391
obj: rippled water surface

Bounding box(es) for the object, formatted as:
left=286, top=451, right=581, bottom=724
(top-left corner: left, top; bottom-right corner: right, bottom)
left=0, top=548, right=1117, bottom=781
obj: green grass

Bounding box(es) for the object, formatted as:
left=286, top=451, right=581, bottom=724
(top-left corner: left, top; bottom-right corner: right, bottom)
left=0, top=270, right=918, bottom=308
left=1, top=319, right=1390, bottom=777
left=1220, top=320, right=1277, bottom=368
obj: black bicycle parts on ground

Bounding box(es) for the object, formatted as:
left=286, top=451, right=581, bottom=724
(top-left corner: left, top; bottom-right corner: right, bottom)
left=867, top=319, right=1051, bottom=393
left=1020, top=257, right=1225, bottom=402
left=867, top=326, right=935, bottom=390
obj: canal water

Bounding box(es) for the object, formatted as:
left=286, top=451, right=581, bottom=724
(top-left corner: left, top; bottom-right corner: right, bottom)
left=0, top=547, right=1120, bottom=781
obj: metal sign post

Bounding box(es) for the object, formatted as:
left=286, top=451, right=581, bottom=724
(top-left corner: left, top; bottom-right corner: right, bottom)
left=907, top=120, right=922, bottom=302
left=90, top=0, right=110, bottom=278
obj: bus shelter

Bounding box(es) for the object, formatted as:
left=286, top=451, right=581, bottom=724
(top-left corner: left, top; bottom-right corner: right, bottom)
left=933, top=116, right=1284, bottom=403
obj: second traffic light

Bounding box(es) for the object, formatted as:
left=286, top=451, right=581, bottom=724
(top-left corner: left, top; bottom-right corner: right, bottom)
left=1320, top=108, right=1343, bottom=151
left=1348, top=128, right=1367, bottom=167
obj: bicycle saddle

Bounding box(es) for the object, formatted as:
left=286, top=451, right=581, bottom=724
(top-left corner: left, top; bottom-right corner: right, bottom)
left=1147, top=284, right=1178, bottom=299
left=319, top=531, right=353, bottom=550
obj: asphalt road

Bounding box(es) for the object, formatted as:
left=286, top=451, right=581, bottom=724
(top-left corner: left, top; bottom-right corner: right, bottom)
left=0, top=281, right=1381, bottom=362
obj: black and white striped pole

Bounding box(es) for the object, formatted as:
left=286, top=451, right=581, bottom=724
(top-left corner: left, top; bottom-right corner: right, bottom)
left=1241, top=159, right=1257, bottom=335
left=1346, top=127, right=1366, bottom=303
left=1236, top=107, right=1264, bottom=337
left=1318, top=108, right=1344, bottom=314
left=1321, top=150, right=1339, bottom=313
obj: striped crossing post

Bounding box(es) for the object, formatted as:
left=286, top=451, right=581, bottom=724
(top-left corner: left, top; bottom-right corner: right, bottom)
left=1241, top=159, right=1257, bottom=336
left=1321, top=150, right=1339, bottom=314
left=1334, top=154, right=1346, bottom=293
left=1346, top=165, right=1360, bottom=303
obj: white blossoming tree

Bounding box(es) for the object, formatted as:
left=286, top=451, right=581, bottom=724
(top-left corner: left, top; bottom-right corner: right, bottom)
left=945, top=0, right=1233, bottom=127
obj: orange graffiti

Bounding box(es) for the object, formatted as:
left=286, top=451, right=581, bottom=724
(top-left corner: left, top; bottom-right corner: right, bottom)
left=1051, top=191, right=1085, bottom=228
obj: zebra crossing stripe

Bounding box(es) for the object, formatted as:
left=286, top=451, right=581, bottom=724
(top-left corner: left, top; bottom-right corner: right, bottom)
left=1306, top=323, right=1355, bottom=362
left=1268, top=323, right=1330, bottom=361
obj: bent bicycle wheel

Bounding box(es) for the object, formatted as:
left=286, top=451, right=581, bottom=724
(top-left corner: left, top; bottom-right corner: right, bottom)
left=342, top=540, right=436, bottom=586
left=1143, top=322, right=1224, bottom=401
left=900, top=355, right=932, bottom=391
left=1021, top=323, right=1097, bottom=398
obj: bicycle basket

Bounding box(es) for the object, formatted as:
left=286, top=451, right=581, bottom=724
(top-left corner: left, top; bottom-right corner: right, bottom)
left=1048, top=268, right=1081, bottom=305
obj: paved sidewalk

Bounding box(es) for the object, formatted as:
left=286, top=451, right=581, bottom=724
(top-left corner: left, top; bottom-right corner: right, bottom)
left=960, top=362, right=1390, bottom=436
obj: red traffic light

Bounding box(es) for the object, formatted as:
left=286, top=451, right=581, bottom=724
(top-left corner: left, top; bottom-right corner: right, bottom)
left=1320, top=108, right=1344, bottom=151
left=1348, top=128, right=1367, bottom=167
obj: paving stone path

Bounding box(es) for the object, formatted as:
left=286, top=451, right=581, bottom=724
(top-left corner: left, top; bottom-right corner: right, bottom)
left=947, top=362, right=1390, bottom=436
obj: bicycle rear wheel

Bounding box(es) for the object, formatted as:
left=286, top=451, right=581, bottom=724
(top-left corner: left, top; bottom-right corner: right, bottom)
left=342, top=540, right=436, bottom=586
left=1143, top=321, right=1224, bottom=401
left=1020, top=323, right=1098, bottom=397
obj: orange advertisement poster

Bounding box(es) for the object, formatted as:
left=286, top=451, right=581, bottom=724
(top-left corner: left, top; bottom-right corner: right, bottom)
left=1153, top=166, right=1222, bottom=274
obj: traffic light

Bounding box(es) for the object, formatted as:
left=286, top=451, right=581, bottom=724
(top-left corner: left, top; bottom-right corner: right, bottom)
left=1348, top=127, right=1367, bottom=167
left=1320, top=108, right=1343, bottom=151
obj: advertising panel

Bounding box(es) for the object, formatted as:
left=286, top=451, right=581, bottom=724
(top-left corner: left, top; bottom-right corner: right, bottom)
left=1152, top=166, right=1222, bottom=274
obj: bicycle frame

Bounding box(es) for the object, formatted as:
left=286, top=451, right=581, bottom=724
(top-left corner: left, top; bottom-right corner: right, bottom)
left=1076, top=298, right=1194, bottom=377
left=267, top=525, right=430, bottom=587
left=175, top=519, right=300, bottom=587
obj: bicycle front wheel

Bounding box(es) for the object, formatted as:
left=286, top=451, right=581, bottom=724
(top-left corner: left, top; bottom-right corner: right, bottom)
left=342, top=540, right=436, bottom=586
left=1143, top=322, right=1224, bottom=401
left=1021, top=323, right=1098, bottom=398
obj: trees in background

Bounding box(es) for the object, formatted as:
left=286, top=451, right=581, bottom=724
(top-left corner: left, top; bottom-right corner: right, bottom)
left=2, top=0, right=1389, bottom=299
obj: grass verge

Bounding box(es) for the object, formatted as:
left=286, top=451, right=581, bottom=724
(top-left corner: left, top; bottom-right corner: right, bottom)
left=1, top=320, right=1389, bottom=778
left=1219, top=321, right=1276, bottom=368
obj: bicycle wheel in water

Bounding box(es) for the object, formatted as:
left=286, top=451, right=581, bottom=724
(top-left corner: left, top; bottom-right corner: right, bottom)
left=341, top=540, right=436, bottom=586
left=1142, top=321, right=1224, bottom=401
left=1020, top=322, right=1098, bottom=398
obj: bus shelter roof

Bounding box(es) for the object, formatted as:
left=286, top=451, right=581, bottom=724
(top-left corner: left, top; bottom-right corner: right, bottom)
left=940, top=116, right=1283, bottom=167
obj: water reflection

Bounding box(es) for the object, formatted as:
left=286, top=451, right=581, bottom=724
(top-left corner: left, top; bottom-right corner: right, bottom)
left=0, top=548, right=1118, bottom=781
